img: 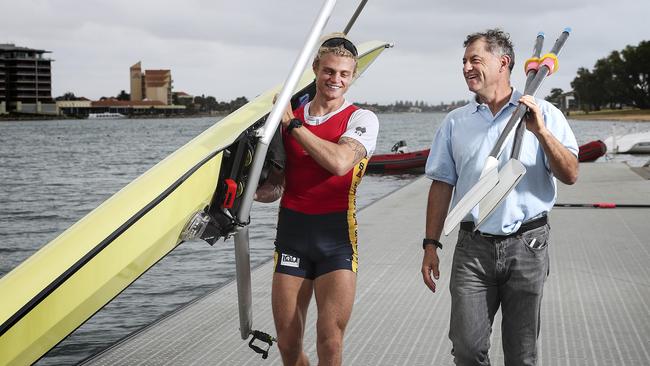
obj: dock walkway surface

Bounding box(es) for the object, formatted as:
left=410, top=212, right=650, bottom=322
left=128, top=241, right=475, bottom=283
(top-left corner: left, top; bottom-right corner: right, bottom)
left=85, top=163, right=650, bottom=365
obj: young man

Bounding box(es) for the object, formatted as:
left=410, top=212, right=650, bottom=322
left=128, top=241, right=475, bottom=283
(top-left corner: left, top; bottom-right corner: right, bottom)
left=255, top=34, right=378, bottom=366
left=421, top=29, right=578, bottom=365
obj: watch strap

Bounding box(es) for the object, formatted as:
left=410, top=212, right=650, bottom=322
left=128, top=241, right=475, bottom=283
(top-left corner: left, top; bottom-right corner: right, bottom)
left=423, top=238, right=442, bottom=250
left=286, top=118, right=302, bottom=134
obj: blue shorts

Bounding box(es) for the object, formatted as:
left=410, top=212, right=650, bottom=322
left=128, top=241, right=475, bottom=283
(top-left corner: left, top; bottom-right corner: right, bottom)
left=273, top=207, right=358, bottom=280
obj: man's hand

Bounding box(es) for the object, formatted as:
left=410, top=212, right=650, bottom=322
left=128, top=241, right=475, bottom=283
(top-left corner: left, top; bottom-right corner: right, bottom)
left=253, top=166, right=284, bottom=203
left=519, top=95, right=545, bottom=136
left=273, top=94, right=295, bottom=127
left=253, top=182, right=284, bottom=203
left=519, top=94, right=579, bottom=185
left=421, top=246, right=440, bottom=293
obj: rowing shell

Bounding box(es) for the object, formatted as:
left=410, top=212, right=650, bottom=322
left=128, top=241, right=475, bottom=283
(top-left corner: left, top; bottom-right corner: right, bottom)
left=0, top=40, right=391, bottom=366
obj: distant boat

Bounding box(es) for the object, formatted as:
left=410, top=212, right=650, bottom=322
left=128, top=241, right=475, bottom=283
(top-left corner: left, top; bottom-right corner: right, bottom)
left=88, top=112, right=126, bottom=120
left=368, top=141, right=429, bottom=174
left=603, top=130, right=650, bottom=154
left=578, top=140, right=607, bottom=162
left=368, top=139, right=609, bottom=175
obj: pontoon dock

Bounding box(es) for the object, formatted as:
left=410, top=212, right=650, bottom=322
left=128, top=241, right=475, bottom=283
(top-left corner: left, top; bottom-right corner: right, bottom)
left=85, top=162, right=650, bottom=365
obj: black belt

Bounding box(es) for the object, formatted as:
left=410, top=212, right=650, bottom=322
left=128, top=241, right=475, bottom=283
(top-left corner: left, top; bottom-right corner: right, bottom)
left=460, top=215, right=548, bottom=240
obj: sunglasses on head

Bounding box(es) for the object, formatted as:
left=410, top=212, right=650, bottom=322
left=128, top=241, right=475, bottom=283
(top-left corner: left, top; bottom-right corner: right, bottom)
left=320, top=37, right=358, bottom=57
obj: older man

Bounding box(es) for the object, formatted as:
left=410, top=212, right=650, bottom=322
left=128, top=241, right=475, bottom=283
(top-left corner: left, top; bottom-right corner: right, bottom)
left=421, top=29, right=578, bottom=365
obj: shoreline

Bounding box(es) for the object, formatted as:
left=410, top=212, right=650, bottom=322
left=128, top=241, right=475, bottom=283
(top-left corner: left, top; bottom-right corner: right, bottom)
left=3, top=110, right=650, bottom=123
left=0, top=112, right=229, bottom=122
left=568, top=109, right=650, bottom=122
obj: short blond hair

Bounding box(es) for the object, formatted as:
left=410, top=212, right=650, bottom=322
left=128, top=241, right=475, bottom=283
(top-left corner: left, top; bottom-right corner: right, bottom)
left=313, top=32, right=358, bottom=75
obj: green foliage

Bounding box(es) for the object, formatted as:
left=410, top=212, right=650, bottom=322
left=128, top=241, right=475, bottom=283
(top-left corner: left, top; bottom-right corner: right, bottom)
left=355, top=99, right=469, bottom=113
left=190, top=95, right=249, bottom=113
left=116, top=90, right=130, bottom=101
left=571, top=40, right=650, bottom=111
left=55, top=92, right=77, bottom=101
left=545, top=88, right=564, bottom=106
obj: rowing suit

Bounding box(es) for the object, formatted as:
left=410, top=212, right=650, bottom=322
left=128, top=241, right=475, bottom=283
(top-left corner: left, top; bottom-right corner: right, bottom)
left=274, top=100, right=378, bottom=279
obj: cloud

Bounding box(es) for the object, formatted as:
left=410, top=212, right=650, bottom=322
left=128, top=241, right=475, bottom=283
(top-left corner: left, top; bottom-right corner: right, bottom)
left=2, top=0, right=648, bottom=104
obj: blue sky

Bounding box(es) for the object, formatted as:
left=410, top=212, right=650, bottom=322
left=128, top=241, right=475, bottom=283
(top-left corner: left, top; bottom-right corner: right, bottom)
left=2, top=0, right=648, bottom=104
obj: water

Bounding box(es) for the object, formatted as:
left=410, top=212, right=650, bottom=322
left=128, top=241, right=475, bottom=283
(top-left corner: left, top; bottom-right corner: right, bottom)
left=0, top=113, right=648, bottom=365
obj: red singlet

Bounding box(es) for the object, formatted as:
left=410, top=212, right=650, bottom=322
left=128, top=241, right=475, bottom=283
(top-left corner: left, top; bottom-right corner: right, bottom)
left=280, top=104, right=368, bottom=215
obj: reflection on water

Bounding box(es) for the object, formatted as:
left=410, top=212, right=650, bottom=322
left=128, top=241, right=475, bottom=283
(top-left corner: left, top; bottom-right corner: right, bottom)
left=0, top=113, right=647, bottom=365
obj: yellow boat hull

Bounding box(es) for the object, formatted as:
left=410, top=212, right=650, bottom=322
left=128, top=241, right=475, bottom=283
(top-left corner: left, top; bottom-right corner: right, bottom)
left=0, top=41, right=390, bottom=365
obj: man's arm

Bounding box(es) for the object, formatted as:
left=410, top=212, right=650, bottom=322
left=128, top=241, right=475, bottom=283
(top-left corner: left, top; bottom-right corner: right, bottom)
left=421, top=180, right=453, bottom=293
left=277, top=101, right=370, bottom=176
left=520, top=95, right=578, bottom=185
left=290, top=128, right=367, bottom=176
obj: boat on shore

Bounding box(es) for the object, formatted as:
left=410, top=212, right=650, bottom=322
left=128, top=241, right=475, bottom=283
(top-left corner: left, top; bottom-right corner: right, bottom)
left=368, top=139, right=609, bottom=175
left=578, top=140, right=607, bottom=162
left=603, top=130, right=650, bottom=154
left=88, top=112, right=126, bottom=120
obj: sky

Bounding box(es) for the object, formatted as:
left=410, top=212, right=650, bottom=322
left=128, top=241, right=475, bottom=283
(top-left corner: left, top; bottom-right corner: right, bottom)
left=2, top=0, right=649, bottom=105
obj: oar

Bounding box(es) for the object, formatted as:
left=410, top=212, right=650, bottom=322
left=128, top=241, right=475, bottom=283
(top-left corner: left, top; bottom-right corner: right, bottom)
left=443, top=31, right=545, bottom=236
left=443, top=28, right=571, bottom=235
left=475, top=32, right=545, bottom=229
left=343, top=0, right=367, bottom=35
left=232, top=0, right=338, bottom=344
left=476, top=29, right=571, bottom=229
left=555, top=202, right=650, bottom=208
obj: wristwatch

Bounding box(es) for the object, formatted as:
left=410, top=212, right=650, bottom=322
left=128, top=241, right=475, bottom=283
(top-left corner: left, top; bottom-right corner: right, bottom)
left=422, top=238, right=443, bottom=250
left=286, top=118, right=303, bottom=134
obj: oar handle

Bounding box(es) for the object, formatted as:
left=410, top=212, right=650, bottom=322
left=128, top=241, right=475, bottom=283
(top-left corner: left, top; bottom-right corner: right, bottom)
left=343, top=0, right=368, bottom=35
left=524, top=27, right=570, bottom=95
left=523, top=32, right=545, bottom=89
left=512, top=32, right=545, bottom=158
left=548, top=27, right=571, bottom=55
left=489, top=28, right=571, bottom=158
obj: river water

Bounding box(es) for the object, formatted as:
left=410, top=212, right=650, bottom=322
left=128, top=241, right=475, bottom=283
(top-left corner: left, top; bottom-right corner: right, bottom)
left=0, top=113, right=648, bottom=365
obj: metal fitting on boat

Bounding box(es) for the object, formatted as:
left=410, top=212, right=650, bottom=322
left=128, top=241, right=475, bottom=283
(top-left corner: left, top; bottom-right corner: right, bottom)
left=180, top=211, right=211, bottom=241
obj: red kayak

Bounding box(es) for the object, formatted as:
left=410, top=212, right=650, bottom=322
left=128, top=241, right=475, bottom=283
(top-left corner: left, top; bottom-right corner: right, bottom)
left=578, top=140, right=607, bottom=162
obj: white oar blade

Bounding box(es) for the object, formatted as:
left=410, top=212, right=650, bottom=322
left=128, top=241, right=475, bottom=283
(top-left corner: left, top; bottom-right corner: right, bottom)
left=476, top=159, right=526, bottom=230
left=443, top=160, right=499, bottom=236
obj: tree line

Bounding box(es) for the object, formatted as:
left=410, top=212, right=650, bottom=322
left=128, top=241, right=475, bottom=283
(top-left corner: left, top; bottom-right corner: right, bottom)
left=546, top=40, right=649, bottom=112
left=176, top=95, right=248, bottom=113
left=357, top=99, right=469, bottom=113
left=55, top=90, right=249, bottom=114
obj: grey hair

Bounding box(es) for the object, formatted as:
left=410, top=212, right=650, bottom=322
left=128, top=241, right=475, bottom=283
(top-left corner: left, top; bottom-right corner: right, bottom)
left=464, top=28, right=515, bottom=72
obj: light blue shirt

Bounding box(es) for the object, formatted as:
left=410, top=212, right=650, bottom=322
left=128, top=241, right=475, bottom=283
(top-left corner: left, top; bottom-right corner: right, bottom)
left=425, top=88, right=578, bottom=235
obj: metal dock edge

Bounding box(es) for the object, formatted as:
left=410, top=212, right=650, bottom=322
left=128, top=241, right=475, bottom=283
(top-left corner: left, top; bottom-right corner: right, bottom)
left=85, top=163, right=650, bottom=365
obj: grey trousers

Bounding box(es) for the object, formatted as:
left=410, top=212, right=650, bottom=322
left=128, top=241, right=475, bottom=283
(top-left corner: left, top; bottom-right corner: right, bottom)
left=449, top=224, right=550, bottom=366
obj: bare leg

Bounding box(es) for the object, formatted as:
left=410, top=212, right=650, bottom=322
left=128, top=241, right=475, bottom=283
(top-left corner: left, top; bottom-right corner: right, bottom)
left=313, top=270, right=356, bottom=366
left=272, top=273, right=313, bottom=366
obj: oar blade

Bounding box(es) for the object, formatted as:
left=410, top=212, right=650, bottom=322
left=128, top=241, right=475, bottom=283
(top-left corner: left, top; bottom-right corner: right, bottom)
left=476, top=159, right=526, bottom=230
left=443, top=158, right=500, bottom=235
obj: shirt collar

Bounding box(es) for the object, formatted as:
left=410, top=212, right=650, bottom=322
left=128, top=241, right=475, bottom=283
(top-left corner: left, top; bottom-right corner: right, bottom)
left=471, top=87, right=522, bottom=116
left=304, top=100, right=351, bottom=126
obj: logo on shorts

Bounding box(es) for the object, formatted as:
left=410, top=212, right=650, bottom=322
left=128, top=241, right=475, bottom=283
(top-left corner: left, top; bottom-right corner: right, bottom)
left=354, top=127, right=366, bottom=136
left=280, top=254, right=300, bottom=268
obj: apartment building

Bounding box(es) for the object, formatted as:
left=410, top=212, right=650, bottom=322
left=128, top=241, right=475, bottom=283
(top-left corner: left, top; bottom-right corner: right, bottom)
left=0, top=43, right=54, bottom=113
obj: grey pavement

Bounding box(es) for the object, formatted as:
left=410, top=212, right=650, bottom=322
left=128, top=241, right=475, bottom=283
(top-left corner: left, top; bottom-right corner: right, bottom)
left=85, top=163, right=650, bottom=365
